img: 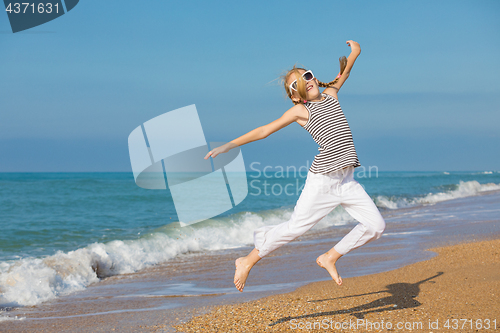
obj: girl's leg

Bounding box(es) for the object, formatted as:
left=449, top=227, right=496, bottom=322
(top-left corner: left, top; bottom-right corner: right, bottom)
left=234, top=171, right=341, bottom=292
left=316, top=248, right=343, bottom=285
left=334, top=181, right=385, bottom=255
left=317, top=167, right=385, bottom=285
left=233, top=248, right=261, bottom=292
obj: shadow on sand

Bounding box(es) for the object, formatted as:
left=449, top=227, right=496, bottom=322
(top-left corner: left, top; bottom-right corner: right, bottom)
left=270, top=271, right=443, bottom=326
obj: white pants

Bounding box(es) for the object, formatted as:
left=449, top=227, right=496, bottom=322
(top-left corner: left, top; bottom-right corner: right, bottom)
left=253, top=166, right=385, bottom=258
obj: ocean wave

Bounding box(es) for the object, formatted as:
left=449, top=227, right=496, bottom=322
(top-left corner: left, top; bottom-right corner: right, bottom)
left=470, top=171, right=498, bottom=175
left=375, top=180, right=500, bottom=209
left=0, top=207, right=351, bottom=308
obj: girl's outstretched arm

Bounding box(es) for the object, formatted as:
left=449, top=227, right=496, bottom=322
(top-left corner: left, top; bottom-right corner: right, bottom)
left=323, top=40, right=361, bottom=98
left=204, top=104, right=305, bottom=159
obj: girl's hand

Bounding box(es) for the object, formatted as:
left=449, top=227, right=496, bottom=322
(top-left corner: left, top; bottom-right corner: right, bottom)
left=204, top=142, right=238, bottom=159
left=346, top=40, right=361, bottom=52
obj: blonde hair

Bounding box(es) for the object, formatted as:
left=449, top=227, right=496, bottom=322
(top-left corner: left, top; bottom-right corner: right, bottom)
left=282, top=56, right=348, bottom=105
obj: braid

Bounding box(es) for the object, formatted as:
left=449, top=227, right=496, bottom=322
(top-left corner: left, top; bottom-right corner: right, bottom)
left=318, top=79, right=339, bottom=88
left=318, top=56, right=348, bottom=88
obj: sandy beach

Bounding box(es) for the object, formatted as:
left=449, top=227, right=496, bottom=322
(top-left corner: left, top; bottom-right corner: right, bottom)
left=171, top=238, right=499, bottom=332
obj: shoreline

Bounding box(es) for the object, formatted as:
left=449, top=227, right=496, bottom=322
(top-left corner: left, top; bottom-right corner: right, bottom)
left=1, top=191, right=499, bottom=332
left=2, top=237, right=498, bottom=332
left=171, top=238, right=500, bottom=332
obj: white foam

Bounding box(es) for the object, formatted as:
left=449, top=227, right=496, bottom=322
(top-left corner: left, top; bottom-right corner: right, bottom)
left=382, top=230, right=432, bottom=236
left=375, top=181, right=500, bottom=209
left=0, top=207, right=349, bottom=308
left=0, top=314, right=25, bottom=322
left=374, top=196, right=411, bottom=209
left=476, top=171, right=494, bottom=174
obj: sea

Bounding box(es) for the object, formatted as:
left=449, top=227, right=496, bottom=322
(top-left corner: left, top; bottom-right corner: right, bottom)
left=1, top=170, right=499, bottom=322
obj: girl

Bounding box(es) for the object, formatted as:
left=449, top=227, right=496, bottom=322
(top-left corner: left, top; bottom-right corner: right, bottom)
left=205, top=40, right=385, bottom=292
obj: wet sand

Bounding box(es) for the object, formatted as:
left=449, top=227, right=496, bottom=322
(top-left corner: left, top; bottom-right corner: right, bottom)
left=172, top=238, right=500, bottom=332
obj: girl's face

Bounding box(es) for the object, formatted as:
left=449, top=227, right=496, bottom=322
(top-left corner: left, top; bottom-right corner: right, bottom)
left=287, top=69, right=322, bottom=102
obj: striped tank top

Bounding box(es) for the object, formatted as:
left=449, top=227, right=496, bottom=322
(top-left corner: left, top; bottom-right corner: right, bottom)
left=302, top=93, right=361, bottom=174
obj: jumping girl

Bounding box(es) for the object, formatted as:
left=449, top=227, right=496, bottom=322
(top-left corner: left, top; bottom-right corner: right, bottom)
left=204, top=40, right=385, bottom=292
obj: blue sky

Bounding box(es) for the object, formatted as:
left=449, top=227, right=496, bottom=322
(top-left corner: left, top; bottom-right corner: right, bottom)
left=0, top=0, right=499, bottom=172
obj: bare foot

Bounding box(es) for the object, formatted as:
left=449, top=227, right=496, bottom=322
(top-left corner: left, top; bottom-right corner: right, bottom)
left=316, top=252, right=343, bottom=286
left=234, top=257, right=252, bottom=292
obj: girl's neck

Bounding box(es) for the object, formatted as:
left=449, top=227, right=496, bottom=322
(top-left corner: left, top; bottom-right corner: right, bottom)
left=308, top=93, right=325, bottom=103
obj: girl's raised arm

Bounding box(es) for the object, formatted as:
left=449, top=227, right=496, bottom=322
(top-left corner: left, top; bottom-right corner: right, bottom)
left=323, top=40, right=361, bottom=98
left=204, top=104, right=304, bottom=159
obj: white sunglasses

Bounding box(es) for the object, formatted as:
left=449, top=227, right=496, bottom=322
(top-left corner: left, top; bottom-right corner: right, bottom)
left=289, top=70, right=315, bottom=94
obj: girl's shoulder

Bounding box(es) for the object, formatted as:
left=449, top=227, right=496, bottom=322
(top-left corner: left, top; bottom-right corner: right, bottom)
left=321, top=90, right=339, bottom=102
